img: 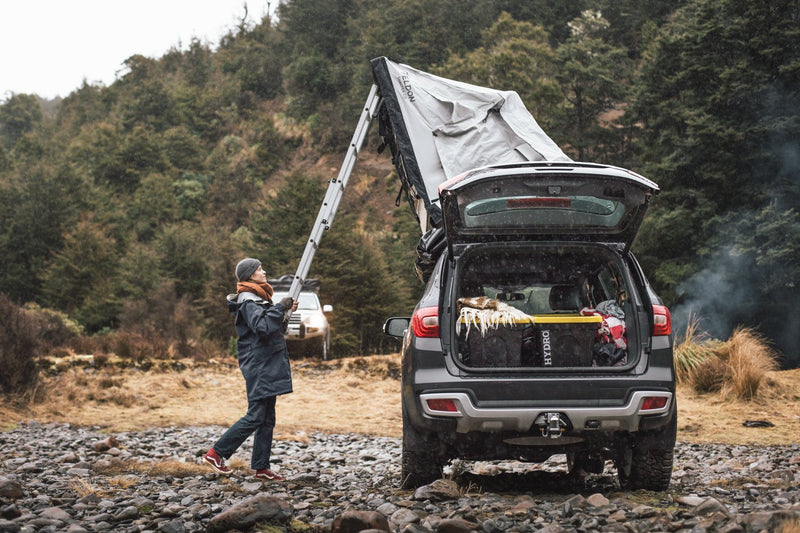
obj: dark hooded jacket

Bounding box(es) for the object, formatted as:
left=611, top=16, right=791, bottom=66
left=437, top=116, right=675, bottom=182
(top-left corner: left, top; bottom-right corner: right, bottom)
left=226, top=291, right=293, bottom=401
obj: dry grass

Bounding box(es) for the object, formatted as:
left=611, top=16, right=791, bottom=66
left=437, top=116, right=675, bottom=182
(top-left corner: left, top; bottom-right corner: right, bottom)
left=674, top=314, right=719, bottom=385
left=68, top=477, right=101, bottom=498
left=677, top=367, right=800, bottom=445
left=15, top=354, right=403, bottom=438
left=93, top=457, right=211, bottom=478
left=780, top=517, right=800, bottom=533
left=673, top=322, right=797, bottom=444
left=3, top=348, right=798, bottom=446
left=675, top=320, right=780, bottom=400
left=721, top=327, right=779, bottom=400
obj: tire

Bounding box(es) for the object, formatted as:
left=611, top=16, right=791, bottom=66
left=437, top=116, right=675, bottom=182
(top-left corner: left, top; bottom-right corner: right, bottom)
left=616, top=404, right=677, bottom=491
left=317, top=333, right=330, bottom=360
left=401, top=400, right=449, bottom=489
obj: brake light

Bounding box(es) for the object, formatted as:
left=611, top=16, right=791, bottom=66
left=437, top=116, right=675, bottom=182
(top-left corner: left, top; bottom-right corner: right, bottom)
left=411, top=306, right=440, bottom=338
left=426, top=398, right=458, bottom=412
left=640, top=396, right=668, bottom=411
left=652, top=305, right=671, bottom=336
left=507, top=197, right=571, bottom=208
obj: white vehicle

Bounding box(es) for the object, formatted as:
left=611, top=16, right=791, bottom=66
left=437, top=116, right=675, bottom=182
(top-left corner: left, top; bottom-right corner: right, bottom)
left=270, top=278, right=332, bottom=359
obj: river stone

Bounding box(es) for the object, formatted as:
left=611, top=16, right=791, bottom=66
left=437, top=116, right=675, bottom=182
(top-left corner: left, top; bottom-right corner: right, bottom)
left=695, top=497, right=729, bottom=517
left=376, top=502, right=398, bottom=516
left=677, top=495, right=706, bottom=507
left=0, top=519, right=20, bottom=533
left=413, top=479, right=461, bottom=501
left=92, top=436, right=120, bottom=452
left=0, top=478, right=23, bottom=500
left=585, top=493, right=609, bottom=507
left=436, top=517, right=480, bottom=533
left=206, top=494, right=293, bottom=533
left=39, top=506, right=71, bottom=522
left=1, top=424, right=799, bottom=533
left=0, top=505, right=20, bottom=520
left=390, top=508, right=421, bottom=528
left=158, top=518, right=185, bottom=533
left=331, top=510, right=391, bottom=533
left=739, top=510, right=799, bottom=532
left=507, top=496, right=536, bottom=516
left=113, top=505, right=139, bottom=521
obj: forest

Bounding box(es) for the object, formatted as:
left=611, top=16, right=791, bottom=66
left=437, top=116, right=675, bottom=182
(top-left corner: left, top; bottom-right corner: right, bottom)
left=1, top=0, right=798, bottom=367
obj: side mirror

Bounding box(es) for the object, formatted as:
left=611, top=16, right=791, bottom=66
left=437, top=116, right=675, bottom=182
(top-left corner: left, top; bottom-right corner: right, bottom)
left=322, top=304, right=333, bottom=313
left=383, top=317, right=410, bottom=338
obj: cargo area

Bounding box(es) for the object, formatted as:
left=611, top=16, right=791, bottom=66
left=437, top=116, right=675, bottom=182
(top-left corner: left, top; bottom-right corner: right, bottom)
left=454, top=244, right=635, bottom=369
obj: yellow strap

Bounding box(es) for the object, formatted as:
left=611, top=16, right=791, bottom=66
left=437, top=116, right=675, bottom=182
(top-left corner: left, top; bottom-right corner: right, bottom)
left=532, top=314, right=602, bottom=324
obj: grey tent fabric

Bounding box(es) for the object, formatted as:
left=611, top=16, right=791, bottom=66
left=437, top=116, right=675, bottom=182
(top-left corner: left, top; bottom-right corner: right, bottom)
left=372, top=56, right=570, bottom=232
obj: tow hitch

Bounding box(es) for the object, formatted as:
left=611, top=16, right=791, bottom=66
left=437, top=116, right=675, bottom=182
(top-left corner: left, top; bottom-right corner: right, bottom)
left=535, top=412, right=569, bottom=439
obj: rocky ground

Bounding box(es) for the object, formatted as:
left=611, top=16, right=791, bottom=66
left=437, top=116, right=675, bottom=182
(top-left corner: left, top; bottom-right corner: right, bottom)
left=1, top=421, right=798, bottom=533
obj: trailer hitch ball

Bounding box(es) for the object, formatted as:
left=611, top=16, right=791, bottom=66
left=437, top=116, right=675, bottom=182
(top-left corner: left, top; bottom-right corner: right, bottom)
left=536, top=412, right=569, bottom=439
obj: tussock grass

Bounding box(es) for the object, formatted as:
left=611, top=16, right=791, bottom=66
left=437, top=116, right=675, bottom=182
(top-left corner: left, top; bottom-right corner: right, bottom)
left=720, top=327, right=779, bottom=400
left=36, top=367, right=139, bottom=408
left=109, top=476, right=140, bottom=489
left=779, top=517, right=800, bottom=533
left=68, top=477, right=101, bottom=498
left=674, top=315, right=719, bottom=385
left=93, top=457, right=210, bottom=478
left=675, top=317, right=779, bottom=401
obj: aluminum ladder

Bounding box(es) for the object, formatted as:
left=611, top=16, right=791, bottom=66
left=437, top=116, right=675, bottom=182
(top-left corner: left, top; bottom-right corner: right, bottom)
left=286, top=84, right=382, bottom=302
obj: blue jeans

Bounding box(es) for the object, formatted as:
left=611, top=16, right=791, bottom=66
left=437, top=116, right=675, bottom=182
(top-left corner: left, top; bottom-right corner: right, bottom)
left=213, top=396, right=276, bottom=470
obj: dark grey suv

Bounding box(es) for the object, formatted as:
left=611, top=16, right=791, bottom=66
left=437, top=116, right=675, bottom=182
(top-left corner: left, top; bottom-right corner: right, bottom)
left=384, top=161, right=676, bottom=490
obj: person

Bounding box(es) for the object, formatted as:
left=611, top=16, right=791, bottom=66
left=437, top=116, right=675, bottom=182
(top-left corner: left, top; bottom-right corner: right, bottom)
left=204, top=258, right=298, bottom=481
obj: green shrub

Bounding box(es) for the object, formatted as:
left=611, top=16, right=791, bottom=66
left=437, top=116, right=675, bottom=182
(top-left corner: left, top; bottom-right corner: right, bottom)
left=23, top=302, right=83, bottom=351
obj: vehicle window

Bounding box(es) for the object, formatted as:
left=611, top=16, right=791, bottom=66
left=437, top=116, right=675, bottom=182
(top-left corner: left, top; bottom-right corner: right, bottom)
left=272, top=291, right=319, bottom=310
left=461, top=195, right=626, bottom=229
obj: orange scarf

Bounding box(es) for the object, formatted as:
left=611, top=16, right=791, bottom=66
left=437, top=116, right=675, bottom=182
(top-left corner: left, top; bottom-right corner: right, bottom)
left=237, top=281, right=274, bottom=301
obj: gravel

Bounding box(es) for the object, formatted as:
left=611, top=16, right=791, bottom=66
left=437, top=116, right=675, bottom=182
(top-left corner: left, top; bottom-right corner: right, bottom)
left=1, top=421, right=798, bottom=532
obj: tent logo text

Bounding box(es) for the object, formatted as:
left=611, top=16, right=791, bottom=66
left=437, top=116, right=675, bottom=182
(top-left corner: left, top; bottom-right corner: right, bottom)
left=397, top=74, right=415, bottom=102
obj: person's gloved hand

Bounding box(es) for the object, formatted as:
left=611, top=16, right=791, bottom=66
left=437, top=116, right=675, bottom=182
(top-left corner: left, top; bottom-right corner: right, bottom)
left=278, top=297, right=294, bottom=333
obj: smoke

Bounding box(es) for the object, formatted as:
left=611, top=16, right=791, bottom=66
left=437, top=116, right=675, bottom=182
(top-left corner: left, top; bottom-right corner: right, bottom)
left=671, top=246, right=757, bottom=341
left=671, top=244, right=800, bottom=370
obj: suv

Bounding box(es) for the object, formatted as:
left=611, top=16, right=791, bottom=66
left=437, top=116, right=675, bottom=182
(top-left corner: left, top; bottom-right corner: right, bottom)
left=270, top=277, right=333, bottom=359
left=384, top=161, right=676, bottom=490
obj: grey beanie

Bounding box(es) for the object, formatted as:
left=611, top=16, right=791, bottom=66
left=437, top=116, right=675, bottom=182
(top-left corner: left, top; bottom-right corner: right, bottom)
left=235, top=258, right=261, bottom=282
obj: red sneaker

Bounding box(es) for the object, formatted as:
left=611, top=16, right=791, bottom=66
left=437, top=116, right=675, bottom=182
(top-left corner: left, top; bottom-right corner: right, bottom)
left=203, top=448, right=232, bottom=474
left=254, top=469, right=285, bottom=481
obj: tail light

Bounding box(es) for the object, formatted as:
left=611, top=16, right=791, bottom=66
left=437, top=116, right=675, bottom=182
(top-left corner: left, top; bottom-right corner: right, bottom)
left=426, top=398, right=458, bottom=412
left=652, top=304, right=671, bottom=336
left=640, top=396, right=669, bottom=411
left=411, top=306, right=440, bottom=338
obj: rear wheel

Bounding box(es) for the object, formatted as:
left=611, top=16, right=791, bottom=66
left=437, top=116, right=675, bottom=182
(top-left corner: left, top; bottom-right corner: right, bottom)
left=616, top=405, right=677, bottom=491
left=401, top=400, right=449, bottom=489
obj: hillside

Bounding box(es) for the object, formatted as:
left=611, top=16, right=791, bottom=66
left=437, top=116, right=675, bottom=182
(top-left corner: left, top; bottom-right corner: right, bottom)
left=1, top=0, right=798, bottom=365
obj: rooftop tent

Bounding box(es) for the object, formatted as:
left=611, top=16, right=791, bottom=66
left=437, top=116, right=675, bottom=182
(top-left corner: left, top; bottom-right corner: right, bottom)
left=371, top=56, right=571, bottom=232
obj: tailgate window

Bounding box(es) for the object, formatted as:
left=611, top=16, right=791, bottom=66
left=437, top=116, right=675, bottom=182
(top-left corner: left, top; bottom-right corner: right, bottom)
left=463, top=195, right=626, bottom=229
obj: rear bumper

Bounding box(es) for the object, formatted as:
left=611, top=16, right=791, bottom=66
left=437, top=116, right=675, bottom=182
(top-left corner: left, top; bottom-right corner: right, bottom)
left=418, top=390, right=673, bottom=434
